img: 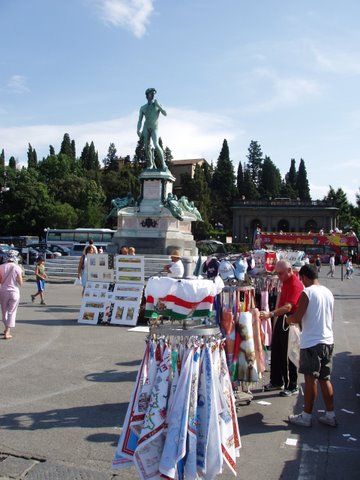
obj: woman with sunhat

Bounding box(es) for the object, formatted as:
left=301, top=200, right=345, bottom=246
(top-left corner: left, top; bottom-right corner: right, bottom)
left=0, top=250, right=23, bottom=340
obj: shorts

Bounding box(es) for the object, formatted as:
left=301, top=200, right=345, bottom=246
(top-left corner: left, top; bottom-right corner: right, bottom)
left=299, top=343, right=334, bottom=380
left=36, top=279, right=45, bottom=292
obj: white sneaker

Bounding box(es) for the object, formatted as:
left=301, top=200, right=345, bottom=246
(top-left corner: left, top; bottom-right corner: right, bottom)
left=318, top=415, right=338, bottom=427
left=288, top=413, right=312, bottom=427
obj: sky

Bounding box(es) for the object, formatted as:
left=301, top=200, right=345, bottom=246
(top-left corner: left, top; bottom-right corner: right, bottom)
left=1, top=0, right=360, bottom=204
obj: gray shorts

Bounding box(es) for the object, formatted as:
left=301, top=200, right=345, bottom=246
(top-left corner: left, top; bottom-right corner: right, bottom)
left=299, top=343, right=334, bottom=380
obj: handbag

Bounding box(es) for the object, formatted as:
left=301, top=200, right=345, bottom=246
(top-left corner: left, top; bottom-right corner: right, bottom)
left=73, top=277, right=82, bottom=286
left=283, top=315, right=301, bottom=368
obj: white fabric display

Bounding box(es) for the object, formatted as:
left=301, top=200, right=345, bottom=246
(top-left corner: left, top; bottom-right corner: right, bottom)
left=113, top=338, right=241, bottom=478
left=237, top=312, right=259, bottom=383
left=134, top=344, right=170, bottom=479
left=145, top=276, right=224, bottom=319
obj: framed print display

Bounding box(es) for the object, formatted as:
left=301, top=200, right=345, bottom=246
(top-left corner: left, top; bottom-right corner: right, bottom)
left=115, top=255, right=145, bottom=284
left=78, top=281, right=143, bottom=326
left=87, top=254, right=115, bottom=282
left=109, top=301, right=141, bottom=326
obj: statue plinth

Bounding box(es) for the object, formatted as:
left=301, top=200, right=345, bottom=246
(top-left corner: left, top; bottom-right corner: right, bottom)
left=111, top=169, right=198, bottom=256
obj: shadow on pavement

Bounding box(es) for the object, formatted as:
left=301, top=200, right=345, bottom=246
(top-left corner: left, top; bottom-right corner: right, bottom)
left=0, top=403, right=129, bottom=431
left=85, top=369, right=138, bottom=383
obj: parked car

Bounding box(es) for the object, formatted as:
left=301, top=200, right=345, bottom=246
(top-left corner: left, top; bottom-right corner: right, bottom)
left=47, top=244, right=71, bottom=256
left=16, top=245, right=55, bottom=265
left=28, top=243, right=71, bottom=257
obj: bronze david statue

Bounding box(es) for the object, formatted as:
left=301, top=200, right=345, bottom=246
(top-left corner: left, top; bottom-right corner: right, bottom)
left=137, top=87, right=168, bottom=170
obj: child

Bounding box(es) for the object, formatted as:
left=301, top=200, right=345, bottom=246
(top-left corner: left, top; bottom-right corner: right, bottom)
left=31, top=257, right=48, bottom=305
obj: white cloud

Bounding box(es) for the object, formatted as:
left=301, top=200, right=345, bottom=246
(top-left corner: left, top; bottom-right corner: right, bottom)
left=0, top=108, right=239, bottom=166
left=7, top=75, right=29, bottom=94
left=246, top=68, right=320, bottom=112
left=311, top=47, right=360, bottom=75
left=92, top=0, right=154, bottom=38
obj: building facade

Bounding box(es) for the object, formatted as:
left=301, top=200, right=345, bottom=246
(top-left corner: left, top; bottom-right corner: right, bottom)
left=232, top=198, right=339, bottom=242
left=171, top=158, right=206, bottom=197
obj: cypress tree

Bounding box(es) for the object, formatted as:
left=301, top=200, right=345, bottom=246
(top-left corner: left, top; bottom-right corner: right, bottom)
left=27, top=143, right=38, bottom=169
left=59, top=133, right=74, bottom=158
left=246, top=140, right=263, bottom=187
left=237, top=161, right=245, bottom=197
left=9, top=156, right=16, bottom=169
left=259, top=156, right=281, bottom=198
left=296, top=158, right=311, bottom=201
left=0, top=149, right=5, bottom=169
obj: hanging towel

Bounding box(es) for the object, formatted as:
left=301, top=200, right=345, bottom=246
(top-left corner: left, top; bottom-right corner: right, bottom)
left=133, top=344, right=171, bottom=480
left=112, top=342, right=150, bottom=469
left=159, top=347, right=193, bottom=479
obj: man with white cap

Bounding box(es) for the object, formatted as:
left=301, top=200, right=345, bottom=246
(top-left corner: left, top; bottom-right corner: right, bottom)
left=163, top=250, right=184, bottom=278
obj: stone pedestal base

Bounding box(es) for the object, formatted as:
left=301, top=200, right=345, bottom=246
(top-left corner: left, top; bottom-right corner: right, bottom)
left=110, top=168, right=198, bottom=256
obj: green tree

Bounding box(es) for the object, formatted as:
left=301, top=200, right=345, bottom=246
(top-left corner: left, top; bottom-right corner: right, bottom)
left=59, top=133, right=75, bottom=159
left=243, top=167, right=259, bottom=200
left=286, top=158, right=297, bottom=193
left=237, top=161, right=245, bottom=197
left=27, top=143, right=38, bottom=169
left=103, top=143, right=119, bottom=172
left=259, top=156, right=282, bottom=198
left=211, top=139, right=237, bottom=230
left=133, top=136, right=147, bottom=174
left=9, top=156, right=16, bottom=169
left=1, top=169, right=53, bottom=235
left=324, top=186, right=351, bottom=229
left=0, top=149, right=5, bottom=168
left=246, top=140, right=263, bottom=187
left=46, top=202, right=78, bottom=228
left=296, top=158, right=311, bottom=201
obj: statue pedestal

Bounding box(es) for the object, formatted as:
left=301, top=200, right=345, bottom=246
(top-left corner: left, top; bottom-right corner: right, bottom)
left=111, top=169, right=198, bottom=256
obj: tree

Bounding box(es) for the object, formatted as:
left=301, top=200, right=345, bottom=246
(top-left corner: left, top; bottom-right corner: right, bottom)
left=243, top=167, right=259, bottom=200
left=103, top=143, right=119, bottom=171
left=9, top=156, right=16, bottom=169
left=246, top=140, right=263, bottom=187
left=79, top=141, right=99, bottom=171
left=211, top=139, right=237, bottom=229
left=237, top=161, right=246, bottom=197
left=59, top=133, right=74, bottom=158
left=324, top=186, right=351, bottom=229
left=259, top=156, right=281, bottom=198
left=133, top=136, right=147, bottom=174
left=286, top=158, right=297, bottom=192
left=296, top=158, right=311, bottom=201
left=27, top=143, right=38, bottom=169
left=0, top=149, right=5, bottom=169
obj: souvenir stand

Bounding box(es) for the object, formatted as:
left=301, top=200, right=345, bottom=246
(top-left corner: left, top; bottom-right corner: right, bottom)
left=217, top=250, right=281, bottom=406
left=112, top=275, right=242, bottom=480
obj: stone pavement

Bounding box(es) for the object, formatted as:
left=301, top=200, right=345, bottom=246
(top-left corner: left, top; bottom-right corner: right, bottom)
left=0, top=270, right=360, bottom=479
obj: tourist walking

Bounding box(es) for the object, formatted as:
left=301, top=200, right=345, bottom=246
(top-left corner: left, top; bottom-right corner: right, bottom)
left=31, top=257, right=48, bottom=305
left=327, top=254, right=335, bottom=278
left=0, top=250, right=23, bottom=340
left=315, top=255, right=321, bottom=273
left=286, top=264, right=337, bottom=427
